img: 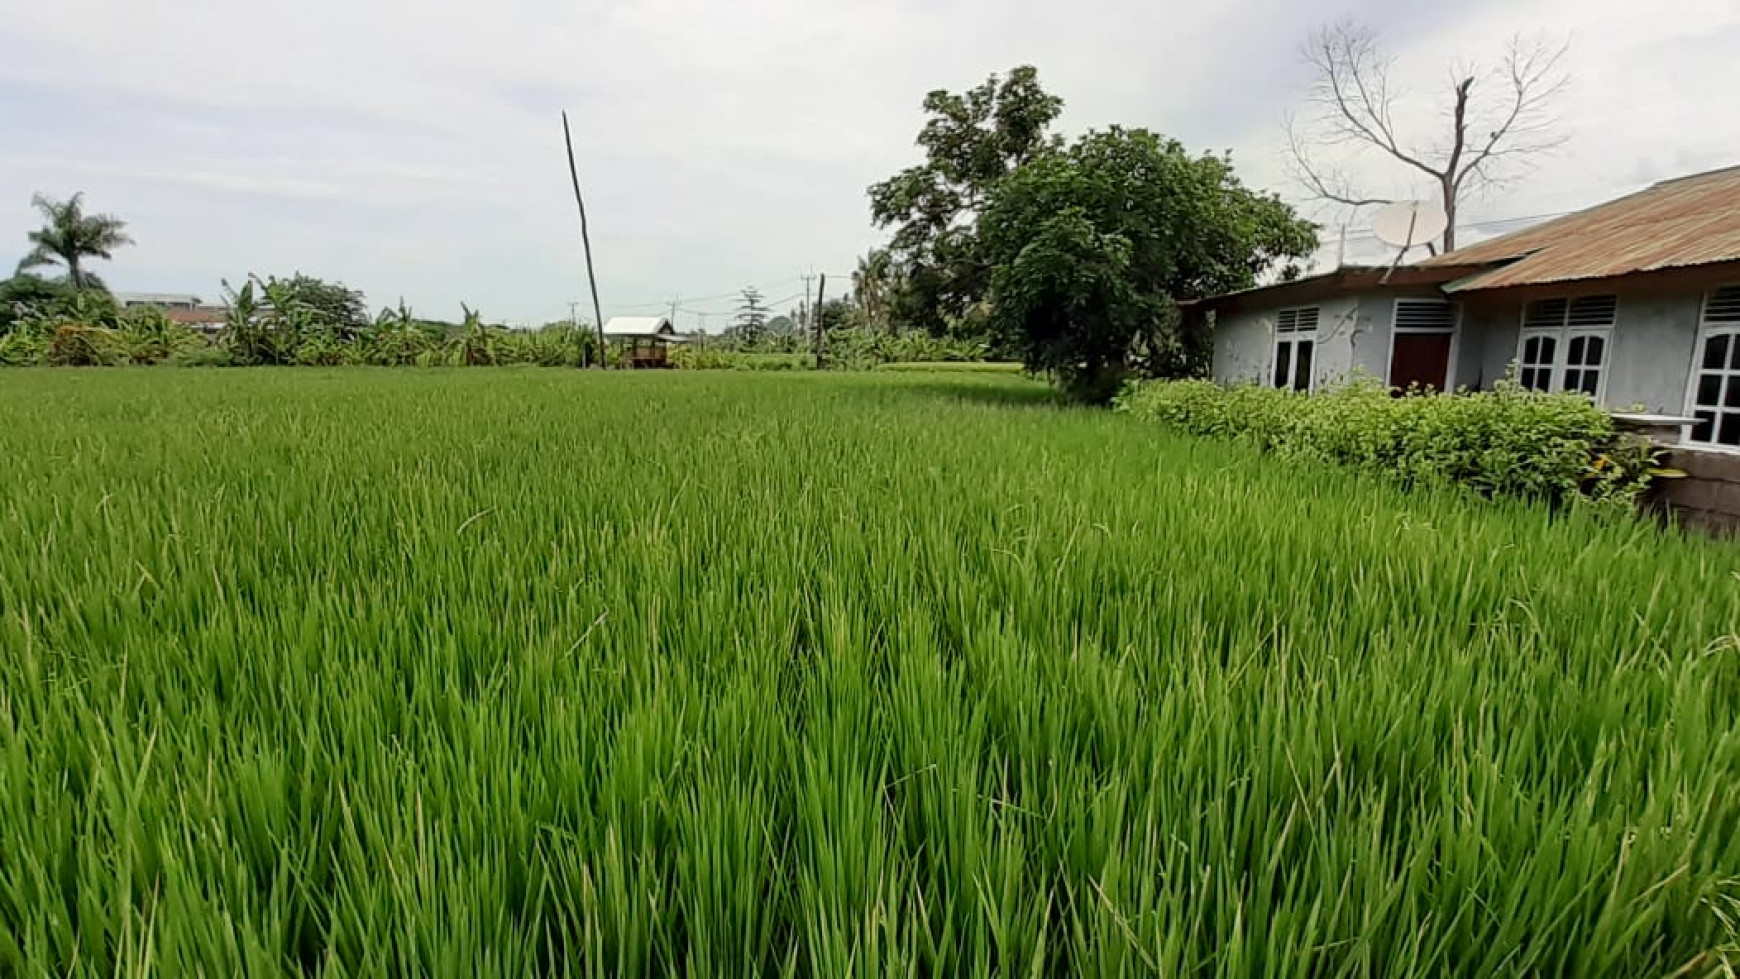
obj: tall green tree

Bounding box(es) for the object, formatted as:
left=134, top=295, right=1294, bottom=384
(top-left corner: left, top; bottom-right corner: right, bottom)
left=15, top=193, right=133, bottom=290
left=267, top=273, right=369, bottom=336
left=732, top=287, right=770, bottom=345
left=981, top=128, right=1317, bottom=402
left=851, top=249, right=894, bottom=331
left=868, top=66, right=1063, bottom=334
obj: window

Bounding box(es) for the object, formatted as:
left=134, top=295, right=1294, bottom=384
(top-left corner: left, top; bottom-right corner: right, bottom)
left=1272, top=306, right=1318, bottom=391
left=1516, top=295, right=1616, bottom=397
left=1688, top=285, right=1740, bottom=448
left=1519, top=334, right=1558, bottom=391
left=1394, top=298, right=1455, bottom=333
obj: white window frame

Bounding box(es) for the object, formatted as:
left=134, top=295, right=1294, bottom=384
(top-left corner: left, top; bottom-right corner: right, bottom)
left=1684, top=285, right=1740, bottom=451
left=1386, top=297, right=1460, bottom=391
left=1514, top=295, right=1617, bottom=402
left=1272, top=306, right=1318, bottom=392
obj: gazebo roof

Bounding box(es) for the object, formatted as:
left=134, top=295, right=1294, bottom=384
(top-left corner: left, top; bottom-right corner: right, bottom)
left=602, top=316, right=687, bottom=340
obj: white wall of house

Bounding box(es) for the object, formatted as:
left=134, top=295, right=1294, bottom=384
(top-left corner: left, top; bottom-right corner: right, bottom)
left=1459, top=283, right=1708, bottom=412
left=1210, top=308, right=1274, bottom=385
left=1211, top=291, right=1462, bottom=389
left=1211, top=297, right=1361, bottom=389
left=1457, top=304, right=1518, bottom=390
left=1599, top=291, right=1701, bottom=412
left=1206, top=274, right=1740, bottom=444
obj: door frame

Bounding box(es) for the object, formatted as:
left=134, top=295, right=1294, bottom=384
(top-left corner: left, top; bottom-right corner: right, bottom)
left=1384, top=297, right=1460, bottom=392
left=1682, top=284, right=1740, bottom=452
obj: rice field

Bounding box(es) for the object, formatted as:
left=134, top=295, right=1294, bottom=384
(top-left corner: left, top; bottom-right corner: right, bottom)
left=2, top=368, right=1738, bottom=977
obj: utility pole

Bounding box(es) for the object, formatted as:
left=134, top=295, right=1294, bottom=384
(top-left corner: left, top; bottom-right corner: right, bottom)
left=799, top=272, right=815, bottom=333
left=813, top=273, right=827, bottom=370
left=569, top=301, right=581, bottom=329
left=561, top=111, right=608, bottom=367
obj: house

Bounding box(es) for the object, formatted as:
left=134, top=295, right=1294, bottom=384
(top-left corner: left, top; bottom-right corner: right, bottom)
left=116, top=292, right=203, bottom=311
left=115, top=292, right=228, bottom=334
left=1192, top=164, right=1740, bottom=453
left=602, top=316, right=688, bottom=368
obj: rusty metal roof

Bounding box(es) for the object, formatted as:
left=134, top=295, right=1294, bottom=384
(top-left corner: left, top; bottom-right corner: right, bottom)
left=1181, top=264, right=1485, bottom=314
left=1424, top=165, right=1740, bottom=292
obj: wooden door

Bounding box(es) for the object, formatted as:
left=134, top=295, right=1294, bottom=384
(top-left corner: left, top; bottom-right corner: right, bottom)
left=1389, top=333, right=1452, bottom=393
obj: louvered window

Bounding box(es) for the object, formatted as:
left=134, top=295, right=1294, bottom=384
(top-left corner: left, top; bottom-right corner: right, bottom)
left=1516, top=295, right=1616, bottom=398
left=1394, top=298, right=1455, bottom=333
left=1688, top=285, right=1740, bottom=447
left=1272, top=306, right=1318, bottom=391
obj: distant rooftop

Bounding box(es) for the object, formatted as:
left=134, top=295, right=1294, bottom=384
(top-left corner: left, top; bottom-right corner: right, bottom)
left=602, top=316, right=684, bottom=339
left=115, top=292, right=206, bottom=307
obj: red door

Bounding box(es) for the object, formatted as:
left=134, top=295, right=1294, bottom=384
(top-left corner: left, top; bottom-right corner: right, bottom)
left=1389, top=334, right=1452, bottom=393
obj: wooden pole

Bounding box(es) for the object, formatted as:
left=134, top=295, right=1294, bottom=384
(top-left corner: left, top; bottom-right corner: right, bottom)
left=813, top=273, right=827, bottom=370
left=562, top=111, right=608, bottom=367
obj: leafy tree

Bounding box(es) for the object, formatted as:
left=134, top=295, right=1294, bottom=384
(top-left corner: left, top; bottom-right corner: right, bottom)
left=0, top=274, right=79, bottom=334
left=852, top=249, right=894, bottom=331
left=732, top=287, right=770, bottom=344
left=15, top=193, right=133, bottom=290
left=869, top=66, right=1063, bottom=334
left=817, top=297, right=864, bottom=335
left=264, top=273, right=369, bottom=336
left=981, top=127, right=1317, bottom=402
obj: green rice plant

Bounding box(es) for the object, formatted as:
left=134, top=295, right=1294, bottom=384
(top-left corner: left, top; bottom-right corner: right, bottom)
left=0, top=369, right=1737, bottom=976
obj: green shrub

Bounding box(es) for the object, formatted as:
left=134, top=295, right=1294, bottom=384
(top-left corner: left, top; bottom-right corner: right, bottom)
left=669, top=347, right=811, bottom=371
left=874, top=361, right=1027, bottom=373
left=46, top=325, right=123, bottom=366
left=1116, top=376, right=1661, bottom=510
left=169, top=345, right=233, bottom=368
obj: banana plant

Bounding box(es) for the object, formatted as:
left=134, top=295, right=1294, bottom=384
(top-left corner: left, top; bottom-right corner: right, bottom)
left=455, top=303, right=496, bottom=366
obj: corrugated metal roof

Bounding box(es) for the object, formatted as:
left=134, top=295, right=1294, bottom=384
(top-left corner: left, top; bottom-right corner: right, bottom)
left=1424, top=165, right=1740, bottom=292
left=602, top=316, right=674, bottom=337
left=1181, top=264, right=1485, bottom=314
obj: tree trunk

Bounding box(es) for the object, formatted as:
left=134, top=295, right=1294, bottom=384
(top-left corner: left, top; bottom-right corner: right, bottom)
left=1440, top=177, right=1457, bottom=253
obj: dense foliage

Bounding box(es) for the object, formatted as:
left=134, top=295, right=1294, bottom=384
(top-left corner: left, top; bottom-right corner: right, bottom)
left=982, top=129, right=1317, bottom=402
left=868, top=66, right=1064, bottom=337
left=680, top=325, right=988, bottom=370
left=0, top=273, right=80, bottom=334
left=868, top=72, right=1316, bottom=399
left=1117, top=376, right=1676, bottom=509
left=0, top=299, right=603, bottom=369
left=1, top=370, right=1736, bottom=974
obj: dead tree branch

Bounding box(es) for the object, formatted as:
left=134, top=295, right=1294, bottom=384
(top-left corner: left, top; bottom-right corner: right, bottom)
left=1286, top=21, right=1570, bottom=251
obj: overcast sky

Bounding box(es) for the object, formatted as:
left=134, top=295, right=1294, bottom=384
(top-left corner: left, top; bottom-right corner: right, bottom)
left=3, top=0, right=1735, bottom=326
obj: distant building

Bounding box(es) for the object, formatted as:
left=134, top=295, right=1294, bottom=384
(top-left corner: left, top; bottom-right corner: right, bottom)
left=115, top=292, right=228, bottom=334
left=115, top=292, right=203, bottom=311
left=602, top=316, right=688, bottom=368
left=1190, top=164, right=1740, bottom=448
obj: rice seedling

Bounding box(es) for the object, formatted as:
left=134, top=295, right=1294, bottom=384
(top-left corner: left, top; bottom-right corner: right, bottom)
left=0, top=367, right=1736, bottom=976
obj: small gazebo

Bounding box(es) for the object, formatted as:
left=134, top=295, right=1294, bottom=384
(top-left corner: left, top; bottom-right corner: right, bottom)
left=602, top=316, right=689, bottom=368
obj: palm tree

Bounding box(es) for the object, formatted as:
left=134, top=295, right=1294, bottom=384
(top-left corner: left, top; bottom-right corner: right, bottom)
left=16, top=192, right=134, bottom=290
left=853, top=248, right=893, bottom=332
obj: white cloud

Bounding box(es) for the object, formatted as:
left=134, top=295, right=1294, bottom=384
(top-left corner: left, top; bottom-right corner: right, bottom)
left=1, top=0, right=1734, bottom=323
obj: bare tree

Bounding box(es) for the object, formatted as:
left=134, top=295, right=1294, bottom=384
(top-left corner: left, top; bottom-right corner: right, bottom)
left=1286, top=22, right=1569, bottom=252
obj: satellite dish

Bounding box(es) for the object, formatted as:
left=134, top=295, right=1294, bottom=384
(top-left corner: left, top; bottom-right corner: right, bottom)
left=1371, top=201, right=1449, bottom=250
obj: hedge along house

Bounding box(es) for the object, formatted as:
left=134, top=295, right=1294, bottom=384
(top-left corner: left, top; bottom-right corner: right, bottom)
left=1190, top=164, right=1740, bottom=450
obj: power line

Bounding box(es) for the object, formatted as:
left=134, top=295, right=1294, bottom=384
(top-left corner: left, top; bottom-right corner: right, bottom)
left=1320, top=208, right=1573, bottom=246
